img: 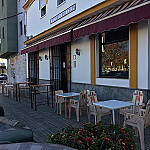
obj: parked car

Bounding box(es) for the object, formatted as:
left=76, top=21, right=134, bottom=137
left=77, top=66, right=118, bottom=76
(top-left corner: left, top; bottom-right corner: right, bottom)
left=0, top=74, right=7, bottom=80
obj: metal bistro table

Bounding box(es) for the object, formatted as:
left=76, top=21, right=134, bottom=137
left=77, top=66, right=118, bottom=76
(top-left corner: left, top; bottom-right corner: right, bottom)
left=30, top=84, right=53, bottom=111
left=56, top=92, right=80, bottom=118
left=93, top=100, right=135, bottom=125
left=15, top=82, right=32, bottom=102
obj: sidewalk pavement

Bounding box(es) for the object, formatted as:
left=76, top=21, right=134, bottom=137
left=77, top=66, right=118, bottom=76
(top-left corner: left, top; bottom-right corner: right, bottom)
left=0, top=92, right=150, bottom=149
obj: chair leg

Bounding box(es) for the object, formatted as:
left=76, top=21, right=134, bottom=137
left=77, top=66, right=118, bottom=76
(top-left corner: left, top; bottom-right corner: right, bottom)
left=119, top=114, right=121, bottom=125
left=69, top=106, right=71, bottom=119
left=59, top=103, right=62, bottom=115
left=6, top=87, right=8, bottom=96
left=11, top=88, right=13, bottom=98
left=88, top=111, right=91, bottom=123
left=76, top=107, right=79, bottom=122
left=137, top=122, right=145, bottom=150
left=54, top=102, right=56, bottom=112
left=97, top=115, right=101, bottom=123
left=80, top=108, right=83, bottom=116
left=110, top=113, right=113, bottom=124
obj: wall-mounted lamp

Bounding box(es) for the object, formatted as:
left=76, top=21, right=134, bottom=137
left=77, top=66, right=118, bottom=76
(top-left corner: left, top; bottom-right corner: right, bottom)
left=76, top=48, right=80, bottom=56
left=45, top=55, right=48, bottom=60
left=39, top=56, right=42, bottom=61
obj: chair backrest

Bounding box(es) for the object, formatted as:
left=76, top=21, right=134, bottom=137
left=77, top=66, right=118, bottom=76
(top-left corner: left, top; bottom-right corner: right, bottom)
left=144, top=100, right=150, bottom=128
left=132, top=90, right=143, bottom=106
left=55, top=90, right=63, bottom=95
left=79, top=90, right=87, bottom=109
left=87, top=93, right=98, bottom=105
left=90, top=91, right=96, bottom=96
left=87, top=93, right=98, bottom=112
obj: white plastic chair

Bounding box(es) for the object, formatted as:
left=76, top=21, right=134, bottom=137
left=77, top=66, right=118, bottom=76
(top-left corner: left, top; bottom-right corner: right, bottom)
left=87, top=93, right=112, bottom=123
left=124, top=100, right=150, bottom=150
left=68, top=90, right=87, bottom=121
left=55, top=90, right=64, bottom=115
left=120, top=90, right=144, bottom=119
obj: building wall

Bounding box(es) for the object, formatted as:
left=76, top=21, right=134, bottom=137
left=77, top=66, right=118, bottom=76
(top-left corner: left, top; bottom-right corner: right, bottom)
left=26, top=0, right=106, bottom=36
left=0, top=0, right=18, bottom=57
left=71, top=36, right=91, bottom=84
left=138, top=20, right=149, bottom=89
left=7, top=54, right=26, bottom=83
left=18, top=0, right=26, bottom=54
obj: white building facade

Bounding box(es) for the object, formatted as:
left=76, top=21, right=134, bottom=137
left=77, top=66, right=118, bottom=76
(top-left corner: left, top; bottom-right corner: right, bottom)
left=22, top=0, right=150, bottom=102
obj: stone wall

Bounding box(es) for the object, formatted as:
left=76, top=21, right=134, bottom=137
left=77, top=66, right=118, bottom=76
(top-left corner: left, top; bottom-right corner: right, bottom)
left=7, top=54, right=26, bottom=84
left=71, top=82, right=149, bottom=104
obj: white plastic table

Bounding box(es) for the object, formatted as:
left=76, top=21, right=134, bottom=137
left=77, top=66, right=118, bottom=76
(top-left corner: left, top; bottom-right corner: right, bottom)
left=93, top=100, right=135, bottom=124
left=56, top=92, right=80, bottom=118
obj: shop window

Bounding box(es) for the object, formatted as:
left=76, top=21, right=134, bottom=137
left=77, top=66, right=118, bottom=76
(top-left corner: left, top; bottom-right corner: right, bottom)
left=99, top=26, right=129, bottom=79
left=57, top=0, right=65, bottom=6
left=41, top=5, right=46, bottom=17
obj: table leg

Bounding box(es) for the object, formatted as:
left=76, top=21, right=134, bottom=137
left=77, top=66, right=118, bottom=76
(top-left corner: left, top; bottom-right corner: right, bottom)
left=19, top=88, right=20, bottom=102
left=16, top=84, right=18, bottom=101
left=2, top=84, right=4, bottom=94
left=47, top=86, right=49, bottom=106
left=65, top=97, right=67, bottom=119
left=57, top=96, right=59, bottom=114
left=112, top=110, right=115, bottom=125
left=34, top=90, right=36, bottom=111
left=94, top=105, right=97, bottom=125
left=31, top=87, right=33, bottom=109
left=6, top=86, right=8, bottom=96
left=51, top=85, right=53, bottom=108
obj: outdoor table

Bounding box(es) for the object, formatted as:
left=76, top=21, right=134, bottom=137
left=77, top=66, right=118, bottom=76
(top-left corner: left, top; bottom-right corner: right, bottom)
left=93, top=100, right=135, bottom=125
left=0, top=82, right=6, bottom=94
left=56, top=92, right=80, bottom=118
left=4, top=84, right=14, bottom=98
left=15, top=82, right=32, bottom=102
left=30, top=84, right=53, bottom=111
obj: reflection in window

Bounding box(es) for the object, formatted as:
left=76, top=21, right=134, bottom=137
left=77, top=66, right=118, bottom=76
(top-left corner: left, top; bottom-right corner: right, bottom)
left=99, top=27, right=129, bottom=79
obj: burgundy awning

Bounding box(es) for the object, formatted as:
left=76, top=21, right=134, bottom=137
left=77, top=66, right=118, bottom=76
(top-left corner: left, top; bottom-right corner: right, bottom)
left=22, top=0, right=150, bottom=54
left=21, top=32, right=71, bottom=54
left=73, top=0, right=150, bottom=40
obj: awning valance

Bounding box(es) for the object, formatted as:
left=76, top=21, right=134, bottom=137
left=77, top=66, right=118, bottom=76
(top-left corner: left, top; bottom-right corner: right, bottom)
left=73, top=0, right=150, bottom=40
left=21, top=24, right=76, bottom=54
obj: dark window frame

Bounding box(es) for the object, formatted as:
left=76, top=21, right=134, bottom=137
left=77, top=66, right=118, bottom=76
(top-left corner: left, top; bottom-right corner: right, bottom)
left=2, top=27, right=4, bottom=40
left=20, top=20, right=23, bottom=36
left=2, top=0, right=4, bottom=7
left=41, top=5, right=46, bottom=17
left=99, top=26, right=129, bottom=79
left=57, top=0, right=65, bottom=6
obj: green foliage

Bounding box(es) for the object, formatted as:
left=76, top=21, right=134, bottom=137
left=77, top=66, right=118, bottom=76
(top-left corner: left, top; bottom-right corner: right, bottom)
left=48, top=122, right=137, bottom=150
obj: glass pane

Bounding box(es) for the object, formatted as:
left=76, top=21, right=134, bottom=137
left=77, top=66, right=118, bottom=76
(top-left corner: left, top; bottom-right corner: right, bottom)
left=101, top=40, right=129, bottom=78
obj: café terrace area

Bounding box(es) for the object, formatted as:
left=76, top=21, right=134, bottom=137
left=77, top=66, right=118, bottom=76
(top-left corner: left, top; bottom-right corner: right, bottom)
left=0, top=86, right=150, bottom=149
